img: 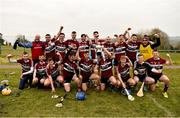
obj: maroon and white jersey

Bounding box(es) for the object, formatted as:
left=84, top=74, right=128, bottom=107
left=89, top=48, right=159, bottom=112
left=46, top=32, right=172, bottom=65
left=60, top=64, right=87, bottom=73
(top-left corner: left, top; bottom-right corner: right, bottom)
left=104, top=42, right=114, bottom=53
left=35, top=62, right=47, bottom=76
left=99, top=58, right=113, bottom=78
left=55, top=41, right=66, bottom=61
left=65, top=39, right=79, bottom=50
left=126, top=41, right=140, bottom=61
left=79, top=41, right=90, bottom=60
left=90, top=39, right=98, bottom=59
left=17, top=58, right=33, bottom=73
left=146, top=57, right=166, bottom=70
left=114, top=42, right=127, bottom=61
left=79, top=59, right=93, bottom=73
left=63, top=60, right=78, bottom=78
left=117, top=63, right=130, bottom=78
left=46, top=64, right=59, bottom=78
left=44, top=42, right=56, bottom=59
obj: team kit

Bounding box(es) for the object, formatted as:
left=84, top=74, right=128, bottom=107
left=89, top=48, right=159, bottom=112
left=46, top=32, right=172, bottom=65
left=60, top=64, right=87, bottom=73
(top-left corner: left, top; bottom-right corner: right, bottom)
left=7, top=27, right=172, bottom=101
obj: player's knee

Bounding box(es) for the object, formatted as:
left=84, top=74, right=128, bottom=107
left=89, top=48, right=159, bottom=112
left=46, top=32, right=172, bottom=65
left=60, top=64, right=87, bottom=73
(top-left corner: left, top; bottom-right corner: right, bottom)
left=40, top=79, right=45, bottom=84
left=129, top=79, right=136, bottom=86
left=32, top=78, right=38, bottom=84
left=64, top=84, right=71, bottom=92
left=100, top=83, right=105, bottom=91
left=44, top=81, right=50, bottom=87
left=134, top=76, right=139, bottom=83
left=57, top=76, right=64, bottom=83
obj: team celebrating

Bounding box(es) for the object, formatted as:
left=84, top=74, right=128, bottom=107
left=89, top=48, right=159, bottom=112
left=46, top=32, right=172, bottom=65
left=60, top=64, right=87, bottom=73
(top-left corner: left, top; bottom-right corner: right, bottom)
left=7, top=26, right=172, bottom=101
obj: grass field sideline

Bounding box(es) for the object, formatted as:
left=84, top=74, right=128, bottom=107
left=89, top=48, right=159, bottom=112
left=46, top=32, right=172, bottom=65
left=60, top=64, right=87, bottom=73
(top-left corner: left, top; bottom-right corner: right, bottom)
left=0, top=68, right=180, bottom=117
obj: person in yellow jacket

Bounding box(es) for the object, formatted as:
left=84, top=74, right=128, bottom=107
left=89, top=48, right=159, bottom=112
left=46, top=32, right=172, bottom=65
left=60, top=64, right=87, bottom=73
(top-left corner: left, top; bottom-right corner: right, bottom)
left=139, top=34, right=161, bottom=61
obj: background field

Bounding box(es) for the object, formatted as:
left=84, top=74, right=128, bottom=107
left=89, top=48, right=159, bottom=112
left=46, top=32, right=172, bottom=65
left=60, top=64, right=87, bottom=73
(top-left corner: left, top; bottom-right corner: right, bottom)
left=0, top=46, right=180, bottom=117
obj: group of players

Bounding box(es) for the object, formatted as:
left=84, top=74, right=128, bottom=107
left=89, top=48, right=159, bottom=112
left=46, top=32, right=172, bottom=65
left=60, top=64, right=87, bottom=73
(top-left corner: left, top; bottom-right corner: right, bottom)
left=7, top=26, right=172, bottom=99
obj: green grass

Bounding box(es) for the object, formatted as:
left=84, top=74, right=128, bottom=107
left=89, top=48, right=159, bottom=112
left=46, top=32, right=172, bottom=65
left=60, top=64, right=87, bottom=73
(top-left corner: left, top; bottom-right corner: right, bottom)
left=0, top=45, right=30, bottom=65
left=0, top=68, right=180, bottom=117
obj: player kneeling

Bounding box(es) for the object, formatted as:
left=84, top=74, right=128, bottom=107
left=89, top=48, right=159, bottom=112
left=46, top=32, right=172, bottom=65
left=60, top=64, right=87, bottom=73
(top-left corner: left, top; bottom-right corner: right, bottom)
left=45, top=58, right=64, bottom=93
left=79, top=50, right=100, bottom=92
left=146, top=50, right=172, bottom=98
left=63, top=50, right=81, bottom=92
left=115, top=55, right=136, bottom=92
left=97, top=47, right=118, bottom=91
left=7, top=52, right=33, bottom=90
left=32, top=55, right=47, bottom=88
left=134, top=54, right=162, bottom=95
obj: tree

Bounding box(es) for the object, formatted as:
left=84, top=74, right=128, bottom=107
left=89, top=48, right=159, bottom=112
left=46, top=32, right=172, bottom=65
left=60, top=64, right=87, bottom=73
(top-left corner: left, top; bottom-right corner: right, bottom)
left=16, top=34, right=30, bottom=43
left=0, top=33, right=5, bottom=45
left=149, top=28, right=171, bottom=50
left=137, top=28, right=172, bottom=50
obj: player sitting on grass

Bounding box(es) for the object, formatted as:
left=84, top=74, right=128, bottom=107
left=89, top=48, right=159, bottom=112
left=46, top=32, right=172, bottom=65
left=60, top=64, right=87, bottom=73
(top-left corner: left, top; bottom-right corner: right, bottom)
left=134, top=54, right=162, bottom=92
left=32, top=55, right=47, bottom=88
left=146, top=50, right=172, bottom=98
left=7, top=52, right=33, bottom=90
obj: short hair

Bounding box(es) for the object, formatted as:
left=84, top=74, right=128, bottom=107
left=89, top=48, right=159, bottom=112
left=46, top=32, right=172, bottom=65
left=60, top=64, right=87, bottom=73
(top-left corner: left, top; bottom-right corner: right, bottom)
left=81, top=34, right=86, bottom=37
left=93, top=31, right=99, bottom=34
left=137, top=53, right=143, bottom=57
left=72, top=31, right=76, bottom=34
left=47, top=58, right=53, bottom=62
left=45, top=34, right=51, bottom=37
left=23, top=52, right=28, bottom=55
left=60, top=33, right=65, bottom=36
left=153, top=49, right=158, bottom=52
left=131, top=34, right=137, bottom=37
left=119, top=34, right=125, bottom=37
left=144, top=35, right=149, bottom=40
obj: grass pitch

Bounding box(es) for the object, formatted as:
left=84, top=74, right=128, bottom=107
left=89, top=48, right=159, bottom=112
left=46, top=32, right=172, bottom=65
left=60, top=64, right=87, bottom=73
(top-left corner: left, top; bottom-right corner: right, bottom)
left=0, top=68, right=180, bottom=117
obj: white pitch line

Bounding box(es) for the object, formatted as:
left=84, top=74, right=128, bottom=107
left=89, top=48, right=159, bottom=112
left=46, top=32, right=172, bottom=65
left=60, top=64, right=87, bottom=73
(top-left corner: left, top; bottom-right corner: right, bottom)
left=146, top=94, right=174, bottom=117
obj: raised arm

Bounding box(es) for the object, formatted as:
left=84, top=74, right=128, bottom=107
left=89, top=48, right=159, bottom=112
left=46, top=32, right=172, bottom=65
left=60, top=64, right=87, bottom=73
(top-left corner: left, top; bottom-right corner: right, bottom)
left=7, top=54, right=17, bottom=63
left=124, top=28, right=131, bottom=41
left=18, top=41, right=32, bottom=48
left=54, top=26, right=64, bottom=40
left=102, top=47, right=113, bottom=59
left=165, top=53, right=173, bottom=65
left=150, top=34, right=161, bottom=49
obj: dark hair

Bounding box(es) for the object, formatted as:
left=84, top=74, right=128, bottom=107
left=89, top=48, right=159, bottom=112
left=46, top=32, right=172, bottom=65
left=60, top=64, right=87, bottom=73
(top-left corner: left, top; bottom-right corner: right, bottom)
left=81, top=34, right=86, bottom=37
left=153, top=49, right=158, bottom=52
left=131, top=34, right=137, bottom=37
left=72, top=31, right=76, bottom=34
left=65, top=49, right=75, bottom=60
left=144, top=35, right=149, bottom=40
left=45, top=34, right=51, bottom=37
left=93, top=31, right=99, bottom=34
left=47, top=58, right=54, bottom=62
left=119, top=34, right=125, bottom=37
left=60, top=33, right=65, bottom=36
left=23, top=52, right=28, bottom=55
left=137, top=53, right=143, bottom=57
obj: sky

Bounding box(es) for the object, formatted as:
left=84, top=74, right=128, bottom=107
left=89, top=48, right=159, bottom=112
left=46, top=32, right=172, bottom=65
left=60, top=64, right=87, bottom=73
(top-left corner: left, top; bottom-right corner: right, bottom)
left=0, top=0, right=180, bottom=42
